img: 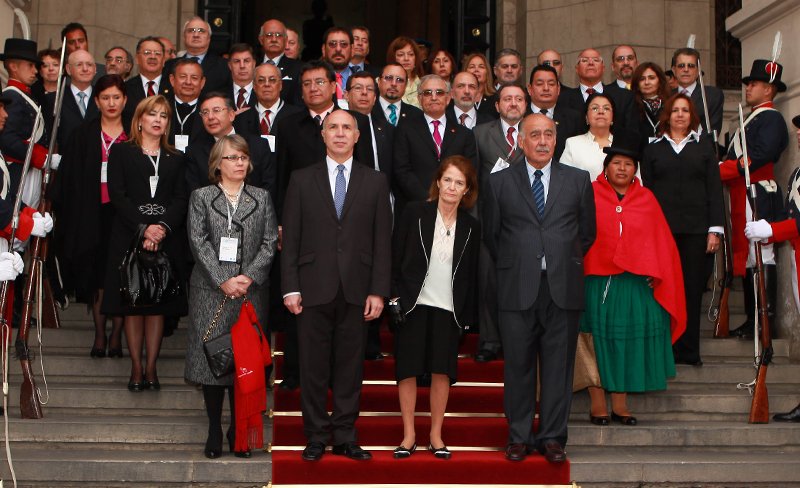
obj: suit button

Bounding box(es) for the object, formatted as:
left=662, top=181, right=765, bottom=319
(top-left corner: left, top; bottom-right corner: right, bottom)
left=338, top=249, right=342, bottom=253
left=337, top=225, right=342, bottom=230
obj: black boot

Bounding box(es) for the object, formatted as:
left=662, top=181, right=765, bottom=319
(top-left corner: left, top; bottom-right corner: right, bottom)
left=763, top=264, right=778, bottom=337
left=731, top=270, right=755, bottom=339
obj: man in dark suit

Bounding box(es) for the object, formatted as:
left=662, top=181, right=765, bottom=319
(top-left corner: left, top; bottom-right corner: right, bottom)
left=472, top=83, right=527, bottom=364
left=321, top=28, right=353, bottom=104
left=537, top=49, right=570, bottom=90
left=557, top=48, right=638, bottom=132
left=258, top=19, right=302, bottom=107
left=526, top=64, right=584, bottom=160
left=163, top=17, right=231, bottom=95
left=184, top=93, right=275, bottom=196
left=349, top=26, right=381, bottom=76
left=226, top=44, right=257, bottom=110
left=609, top=45, right=638, bottom=90
left=61, top=22, right=106, bottom=81
left=233, top=62, right=302, bottom=141
left=282, top=109, right=392, bottom=462
left=167, top=58, right=206, bottom=151
left=483, top=113, right=595, bottom=464
left=671, top=47, right=724, bottom=137
left=448, top=71, right=494, bottom=130
left=124, top=37, right=170, bottom=123
left=392, top=74, right=477, bottom=218
left=372, top=63, right=422, bottom=128
left=482, top=48, right=524, bottom=119
left=58, top=49, right=99, bottom=149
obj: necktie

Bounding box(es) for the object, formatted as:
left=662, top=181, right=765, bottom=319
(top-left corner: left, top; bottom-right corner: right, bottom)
left=335, top=72, right=344, bottom=99
left=314, top=114, right=323, bottom=126
left=431, top=120, right=442, bottom=157
left=260, top=110, right=272, bottom=136
left=531, top=169, right=545, bottom=216
left=506, top=126, right=516, bottom=154
left=237, top=87, right=246, bottom=109
left=681, top=88, right=690, bottom=96
left=190, top=56, right=200, bottom=63
left=585, top=87, right=596, bottom=95
left=459, top=113, right=469, bottom=126
left=540, top=108, right=548, bottom=117
left=266, top=59, right=276, bottom=66
left=146, top=80, right=155, bottom=97
left=333, top=164, right=346, bottom=219
left=388, top=104, right=398, bottom=126
left=350, top=65, right=361, bottom=73
left=177, top=102, right=192, bottom=118
left=77, top=92, right=87, bottom=117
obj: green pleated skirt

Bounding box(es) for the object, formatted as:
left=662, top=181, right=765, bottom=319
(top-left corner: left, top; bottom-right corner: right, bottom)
left=580, top=272, right=676, bottom=392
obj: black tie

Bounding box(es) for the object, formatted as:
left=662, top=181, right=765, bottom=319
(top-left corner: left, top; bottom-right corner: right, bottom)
left=541, top=108, right=548, bottom=117
left=177, top=102, right=193, bottom=118
left=350, top=65, right=361, bottom=73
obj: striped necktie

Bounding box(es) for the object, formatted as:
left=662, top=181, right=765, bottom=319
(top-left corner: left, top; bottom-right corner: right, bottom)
left=388, top=104, right=398, bottom=126
left=531, top=169, right=545, bottom=216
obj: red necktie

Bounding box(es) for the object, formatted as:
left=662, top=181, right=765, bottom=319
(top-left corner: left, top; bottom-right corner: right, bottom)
left=459, top=113, right=469, bottom=126
left=506, top=126, right=516, bottom=156
left=586, top=87, right=596, bottom=95
left=146, top=80, right=155, bottom=97
left=237, top=87, right=247, bottom=109
left=335, top=72, right=344, bottom=99
left=432, top=120, right=442, bottom=157
left=260, top=110, right=271, bottom=136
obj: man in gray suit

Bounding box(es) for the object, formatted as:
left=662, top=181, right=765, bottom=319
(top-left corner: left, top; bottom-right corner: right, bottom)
left=483, top=114, right=595, bottom=464
left=282, top=109, right=392, bottom=462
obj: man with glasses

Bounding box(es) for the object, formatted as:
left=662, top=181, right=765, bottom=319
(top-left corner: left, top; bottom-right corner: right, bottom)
left=226, top=44, right=257, bottom=110
left=58, top=49, right=98, bottom=148
left=124, top=37, right=170, bottom=122
left=526, top=65, right=584, bottom=160
left=164, top=17, right=230, bottom=95
left=321, top=28, right=353, bottom=103
left=537, top=49, right=569, bottom=90
left=258, top=19, right=302, bottom=107
left=158, top=37, right=178, bottom=60
left=608, top=45, right=638, bottom=90
left=372, top=63, right=422, bottom=128
left=392, top=74, right=477, bottom=218
left=671, top=47, right=723, bottom=137
left=104, top=47, right=133, bottom=79
left=558, top=47, right=638, bottom=132
left=234, top=62, right=301, bottom=142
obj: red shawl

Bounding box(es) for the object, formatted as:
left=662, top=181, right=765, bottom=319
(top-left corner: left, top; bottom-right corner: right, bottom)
left=231, top=300, right=272, bottom=451
left=584, top=176, right=687, bottom=343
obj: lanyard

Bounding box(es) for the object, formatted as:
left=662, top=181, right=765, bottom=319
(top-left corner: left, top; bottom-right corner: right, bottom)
left=100, top=132, right=122, bottom=160
left=219, top=183, right=244, bottom=236
left=146, top=151, right=161, bottom=176
left=174, top=101, right=196, bottom=134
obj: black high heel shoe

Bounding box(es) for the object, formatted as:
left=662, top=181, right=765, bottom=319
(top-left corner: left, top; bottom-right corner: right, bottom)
left=144, top=373, right=160, bottom=391
left=90, top=348, right=106, bottom=358
left=227, top=429, right=251, bottom=458
left=127, top=378, right=145, bottom=392
left=611, top=411, right=638, bottom=425
left=107, top=348, right=124, bottom=358
left=205, top=428, right=223, bottom=459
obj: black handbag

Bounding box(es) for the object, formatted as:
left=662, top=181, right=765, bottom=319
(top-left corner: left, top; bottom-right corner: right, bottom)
left=119, top=224, right=180, bottom=307
left=203, top=297, right=234, bottom=378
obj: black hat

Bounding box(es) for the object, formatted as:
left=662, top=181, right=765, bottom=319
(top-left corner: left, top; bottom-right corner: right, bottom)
left=603, top=130, right=640, bottom=162
left=792, top=115, right=800, bottom=129
left=0, top=38, right=40, bottom=66
left=742, top=59, right=787, bottom=93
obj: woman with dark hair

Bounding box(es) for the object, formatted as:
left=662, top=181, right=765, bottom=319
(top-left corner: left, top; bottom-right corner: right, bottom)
left=387, top=36, right=423, bottom=108
left=641, top=93, right=725, bottom=367
left=464, top=53, right=495, bottom=108
left=631, top=62, right=671, bottom=144
left=101, top=94, right=189, bottom=390
left=55, top=74, right=130, bottom=358
left=561, top=93, right=618, bottom=179
left=429, top=49, right=456, bottom=81
left=390, top=155, right=480, bottom=459
left=581, top=133, right=686, bottom=425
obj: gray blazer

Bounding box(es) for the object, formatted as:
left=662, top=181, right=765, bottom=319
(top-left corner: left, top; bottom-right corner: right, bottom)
left=483, top=160, right=595, bottom=311
left=184, top=184, right=278, bottom=385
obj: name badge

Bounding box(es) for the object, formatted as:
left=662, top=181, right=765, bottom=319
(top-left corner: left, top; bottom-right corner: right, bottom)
left=491, top=157, right=510, bottom=173
left=219, top=236, right=238, bottom=262
left=174, top=135, right=189, bottom=153
left=149, top=176, right=159, bottom=198
left=262, top=134, right=276, bottom=152
left=100, top=161, right=108, bottom=183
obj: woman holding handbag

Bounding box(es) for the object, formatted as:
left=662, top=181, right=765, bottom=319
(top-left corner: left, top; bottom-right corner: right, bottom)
left=184, top=134, right=278, bottom=459
left=101, top=95, right=188, bottom=392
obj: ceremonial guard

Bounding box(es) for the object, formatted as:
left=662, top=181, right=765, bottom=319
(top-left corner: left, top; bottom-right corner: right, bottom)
left=720, top=56, right=789, bottom=339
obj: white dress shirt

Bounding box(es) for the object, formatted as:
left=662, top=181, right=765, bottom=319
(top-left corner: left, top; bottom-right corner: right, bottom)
left=529, top=102, right=555, bottom=119
left=526, top=160, right=552, bottom=270
left=453, top=106, right=478, bottom=129
left=579, top=82, right=604, bottom=101
left=140, top=75, right=162, bottom=94
left=233, top=82, right=254, bottom=105
left=424, top=114, right=447, bottom=138
left=379, top=97, right=401, bottom=121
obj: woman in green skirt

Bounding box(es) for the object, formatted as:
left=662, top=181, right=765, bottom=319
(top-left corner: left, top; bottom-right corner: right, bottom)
left=581, top=133, right=687, bottom=425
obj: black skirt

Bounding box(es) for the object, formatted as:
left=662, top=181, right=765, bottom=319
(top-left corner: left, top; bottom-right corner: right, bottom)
left=394, top=304, right=460, bottom=382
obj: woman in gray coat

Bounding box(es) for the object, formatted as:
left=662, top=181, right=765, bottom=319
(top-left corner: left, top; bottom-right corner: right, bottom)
left=184, top=134, right=278, bottom=459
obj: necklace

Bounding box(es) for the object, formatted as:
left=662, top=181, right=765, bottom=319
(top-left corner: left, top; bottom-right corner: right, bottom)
left=141, top=146, right=160, bottom=156
left=219, top=182, right=245, bottom=210
left=438, top=207, right=456, bottom=236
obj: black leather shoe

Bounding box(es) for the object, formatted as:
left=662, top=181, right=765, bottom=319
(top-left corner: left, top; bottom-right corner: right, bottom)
left=108, top=348, right=124, bottom=358
left=540, top=440, right=567, bottom=463
left=393, top=443, right=416, bottom=459
left=427, top=444, right=451, bottom=459
left=590, top=414, right=610, bottom=425
left=302, top=442, right=326, bottom=461
left=90, top=348, right=106, bottom=358
left=474, top=349, right=498, bottom=363
left=730, top=322, right=755, bottom=339
left=279, top=376, right=299, bottom=390
left=611, top=411, right=638, bottom=425
left=234, top=450, right=252, bottom=458
left=505, top=442, right=527, bottom=462
left=773, top=404, right=800, bottom=422
left=332, top=442, right=372, bottom=460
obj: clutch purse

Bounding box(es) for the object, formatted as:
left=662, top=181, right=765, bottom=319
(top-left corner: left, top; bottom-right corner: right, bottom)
left=203, top=297, right=234, bottom=378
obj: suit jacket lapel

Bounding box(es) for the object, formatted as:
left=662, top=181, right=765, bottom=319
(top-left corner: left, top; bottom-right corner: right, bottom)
left=543, top=162, right=564, bottom=218
left=414, top=119, right=439, bottom=157
left=340, top=161, right=364, bottom=219
left=420, top=203, right=436, bottom=263
left=512, top=161, right=539, bottom=219
left=314, top=163, right=339, bottom=221
left=440, top=123, right=458, bottom=156
left=210, top=186, right=229, bottom=220
left=489, top=120, right=511, bottom=158
left=453, top=210, right=470, bottom=273
left=236, top=185, right=258, bottom=222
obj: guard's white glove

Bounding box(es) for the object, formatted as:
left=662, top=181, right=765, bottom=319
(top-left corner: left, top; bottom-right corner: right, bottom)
left=745, top=219, right=773, bottom=242
left=31, top=211, right=53, bottom=237
left=50, top=154, right=62, bottom=170
left=5, top=252, right=23, bottom=274
left=0, top=252, right=22, bottom=281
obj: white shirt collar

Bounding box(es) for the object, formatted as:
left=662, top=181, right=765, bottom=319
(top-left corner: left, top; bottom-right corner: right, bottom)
left=213, top=128, right=237, bottom=142
left=500, top=118, right=520, bottom=142
left=326, top=155, right=353, bottom=172
left=654, top=129, right=700, bottom=146
left=678, top=81, right=697, bottom=95
left=174, top=96, right=198, bottom=106
left=525, top=159, right=552, bottom=180
left=70, top=84, right=92, bottom=98
left=379, top=97, right=400, bottom=113
left=529, top=102, right=555, bottom=117
left=424, top=113, right=447, bottom=133
left=580, top=82, right=604, bottom=98
left=616, top=79, right=628, bottom=89
left=263, top=53, right=284, bottom=65
left=257, top=98, right=283, bottom=117
left=453, top=105, right=477, bottom=124
left=309, top=104, right=335, bottom=122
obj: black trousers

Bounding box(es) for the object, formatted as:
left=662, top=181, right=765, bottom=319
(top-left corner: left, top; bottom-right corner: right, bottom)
left=297, top=286, right=365, bottom=445
left=672, top=233, right=712, bottom=363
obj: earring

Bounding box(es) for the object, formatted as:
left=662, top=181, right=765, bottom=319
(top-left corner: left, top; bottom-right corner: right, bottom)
left=138, top=124, right=142, bottom=131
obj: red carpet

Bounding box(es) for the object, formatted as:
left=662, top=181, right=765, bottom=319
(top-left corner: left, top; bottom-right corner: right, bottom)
left=270, top=329, right=570, bottom=485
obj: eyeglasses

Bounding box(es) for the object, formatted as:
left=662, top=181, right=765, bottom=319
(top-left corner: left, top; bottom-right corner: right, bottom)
left=301, top=79, right=330, bottom=88
left=420, top=89, right=447, bottom=97
left=381, top=75, right=406, bottom=83
left=186, top=27, right=207, bottom=34
left=255, top=76, right=280, bottom=86
left=578, top=57, right=602, bottom=64
left=138, top=49, right=163, bottom=57
left=105, top=56, right=127, bottom=65
left=165, top=49, right=177, bottom=56
left=199, top=107, right=229, bottom=118
left=261, top=32, right=285, bottom=38
left=542, top=60, right=562, bottom=67
left=588, top=105, right=612, bottom=113
left=676, top=63, right=697, bottom=69
left=326, top=40, right=350, bottom=48
left=221, top=155, right=250, bottom=162
left=614, top=55, right=636, bottom=62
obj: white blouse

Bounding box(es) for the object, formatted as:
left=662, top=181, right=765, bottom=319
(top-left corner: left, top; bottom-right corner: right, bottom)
left=416, top=211, right=455, bottom=312
left=560, top=131, right=613, bottom=181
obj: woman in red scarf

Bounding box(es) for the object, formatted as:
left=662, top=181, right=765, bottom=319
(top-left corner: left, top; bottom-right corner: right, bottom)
left=581, top=133, right=686, bottom=425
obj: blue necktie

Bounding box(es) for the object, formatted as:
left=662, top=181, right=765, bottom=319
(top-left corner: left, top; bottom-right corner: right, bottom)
left=334, top=164, right=346, bottom=219
left=388, top=104, right=398, bottom=126
left=531, top=169, right=545, bottom=216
